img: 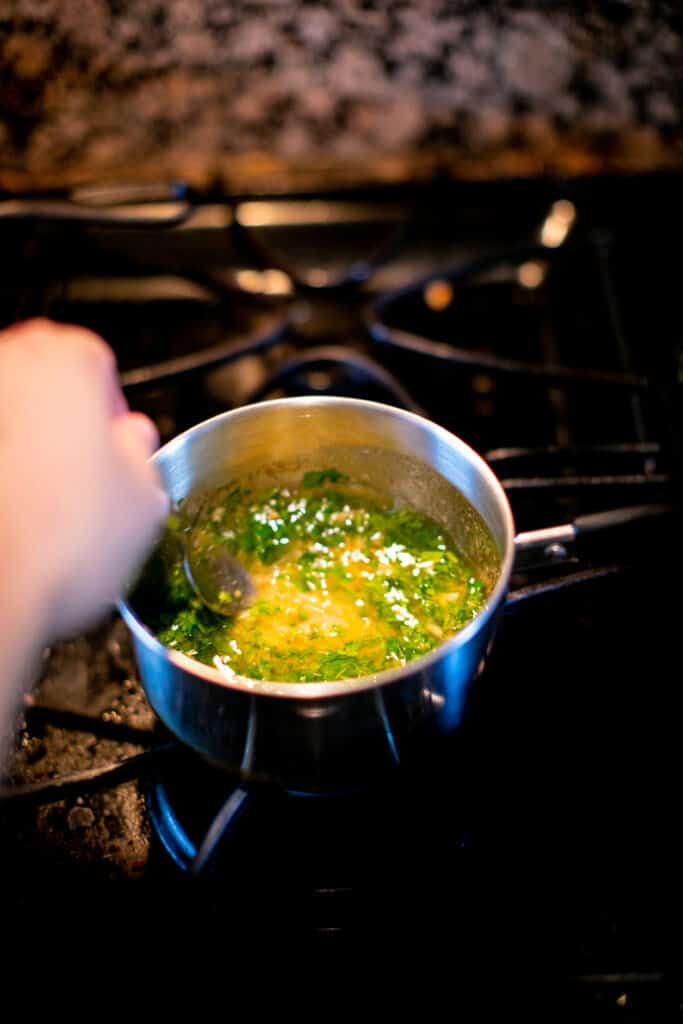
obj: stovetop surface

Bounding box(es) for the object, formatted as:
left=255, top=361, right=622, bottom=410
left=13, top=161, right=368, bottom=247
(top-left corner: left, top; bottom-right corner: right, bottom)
left=0, top=175, right=679, bottom=1010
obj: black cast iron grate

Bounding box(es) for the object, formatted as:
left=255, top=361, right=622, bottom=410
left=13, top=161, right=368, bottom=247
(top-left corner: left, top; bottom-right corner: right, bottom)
left=0, top=178, right=678, bottom=1010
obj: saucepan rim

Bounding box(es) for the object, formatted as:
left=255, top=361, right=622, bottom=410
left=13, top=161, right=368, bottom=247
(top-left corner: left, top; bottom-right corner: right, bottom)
left=118, top=395, right=517, bottom=699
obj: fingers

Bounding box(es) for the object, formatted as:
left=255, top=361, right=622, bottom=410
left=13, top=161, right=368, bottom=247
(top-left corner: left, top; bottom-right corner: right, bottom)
left=6, top=317, right=127, bottom=415
left=4, top=318, right=115, bottom=366
left=110, top=380, right=129, bottom=417
left=115, top=411, right=160, bottom=457
left=111, top=412, right=170, bottom=520
left=0, top=318, right=172, bottom=645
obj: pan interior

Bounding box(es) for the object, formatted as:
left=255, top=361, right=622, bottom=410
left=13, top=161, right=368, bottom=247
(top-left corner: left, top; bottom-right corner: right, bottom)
left=126, top=399, right=513, bottom=691
left=178, top=444, right=501, bottom=588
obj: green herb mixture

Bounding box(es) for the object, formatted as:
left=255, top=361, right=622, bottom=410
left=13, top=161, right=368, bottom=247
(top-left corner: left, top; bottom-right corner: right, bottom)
left=143, top=468, right=490, bottom=683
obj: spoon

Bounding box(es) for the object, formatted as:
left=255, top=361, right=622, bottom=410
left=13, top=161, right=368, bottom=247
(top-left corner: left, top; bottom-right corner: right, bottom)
left=169, top=500, right=256, bottom=617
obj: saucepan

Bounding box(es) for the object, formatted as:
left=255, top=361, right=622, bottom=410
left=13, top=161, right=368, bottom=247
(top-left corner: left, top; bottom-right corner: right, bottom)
left=119, top=396, right=661, bottom=796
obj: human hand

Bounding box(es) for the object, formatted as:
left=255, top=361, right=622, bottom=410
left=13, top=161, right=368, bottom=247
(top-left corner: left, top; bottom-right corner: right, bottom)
left=0, top=317, right=169, bottom=644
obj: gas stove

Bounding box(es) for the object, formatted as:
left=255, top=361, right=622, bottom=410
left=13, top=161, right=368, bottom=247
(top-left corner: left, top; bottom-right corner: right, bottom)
left=0, top=174, right=679, bottom=1008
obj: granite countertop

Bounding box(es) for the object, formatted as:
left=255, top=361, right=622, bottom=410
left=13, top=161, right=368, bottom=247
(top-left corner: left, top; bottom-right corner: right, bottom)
left=1, top=0, right=682, bottom=194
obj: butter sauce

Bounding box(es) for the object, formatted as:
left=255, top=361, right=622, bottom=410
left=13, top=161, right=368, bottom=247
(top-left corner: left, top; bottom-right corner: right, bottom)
left=147, top=469, right=489, bottom=683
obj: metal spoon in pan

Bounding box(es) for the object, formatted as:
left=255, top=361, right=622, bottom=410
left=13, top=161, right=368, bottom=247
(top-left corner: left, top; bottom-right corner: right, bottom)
left=169, top=501, right=256, bottom=617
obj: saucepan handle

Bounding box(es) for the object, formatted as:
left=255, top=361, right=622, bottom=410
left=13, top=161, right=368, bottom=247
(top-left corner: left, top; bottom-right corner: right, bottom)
left=506, top=503, right=672, bottom=608
left=512, top=503, right=671, bottom=568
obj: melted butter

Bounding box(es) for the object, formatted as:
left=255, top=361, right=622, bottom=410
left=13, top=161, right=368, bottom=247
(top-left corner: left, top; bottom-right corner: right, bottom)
left=150, top=471, right=491, bottom=682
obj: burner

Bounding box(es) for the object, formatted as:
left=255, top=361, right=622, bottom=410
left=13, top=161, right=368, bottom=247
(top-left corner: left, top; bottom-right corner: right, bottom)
left=142, top=724, right=477, bottom=943
left=240, top=344, right=425, bottom=411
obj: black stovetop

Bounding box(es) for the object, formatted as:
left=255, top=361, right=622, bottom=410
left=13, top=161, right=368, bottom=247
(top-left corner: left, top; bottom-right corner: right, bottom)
left=0, top=175, right=679, bottom=1010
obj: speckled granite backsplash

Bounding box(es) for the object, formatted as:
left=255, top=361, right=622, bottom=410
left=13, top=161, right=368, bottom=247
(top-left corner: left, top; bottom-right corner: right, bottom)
left=1, top=0, right=682, bottom=193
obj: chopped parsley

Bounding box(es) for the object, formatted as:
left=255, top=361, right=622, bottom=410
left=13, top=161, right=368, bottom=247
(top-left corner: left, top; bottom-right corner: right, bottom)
left=137, top=468, right=491, bottom=683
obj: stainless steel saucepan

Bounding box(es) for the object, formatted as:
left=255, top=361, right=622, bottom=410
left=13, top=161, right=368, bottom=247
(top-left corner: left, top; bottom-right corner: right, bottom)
left=118, top=397, right=661, bottom=796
